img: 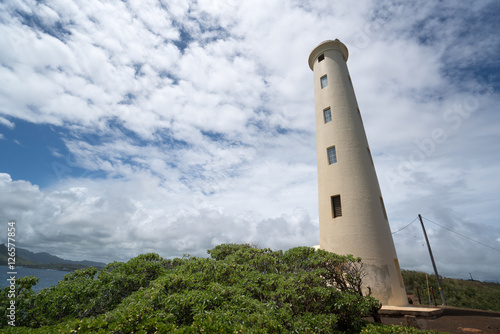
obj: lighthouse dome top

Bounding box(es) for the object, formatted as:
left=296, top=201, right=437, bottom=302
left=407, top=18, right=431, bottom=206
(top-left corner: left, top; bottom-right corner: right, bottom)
left=308, top=39, right=349, bottom=70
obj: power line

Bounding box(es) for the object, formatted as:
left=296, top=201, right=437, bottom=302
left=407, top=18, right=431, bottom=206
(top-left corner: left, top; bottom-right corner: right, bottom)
left=423, top=216, right=500, bottom=253
left=392, top=216, right=418, bottom=234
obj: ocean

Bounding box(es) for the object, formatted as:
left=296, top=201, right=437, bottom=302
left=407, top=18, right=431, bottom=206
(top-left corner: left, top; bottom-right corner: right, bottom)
left=0, top=265, right=68, bottom=292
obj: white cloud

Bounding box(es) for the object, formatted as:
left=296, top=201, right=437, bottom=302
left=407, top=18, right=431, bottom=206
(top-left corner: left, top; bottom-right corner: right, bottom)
left=0, top=172, right=318, bottom=262
left=0, top=117, right=14, bottom=129
left=0, top=0, right=499, bottom=281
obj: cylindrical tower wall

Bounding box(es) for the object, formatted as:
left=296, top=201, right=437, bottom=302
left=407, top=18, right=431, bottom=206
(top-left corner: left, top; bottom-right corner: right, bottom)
left=310, top=40, right=408, bottom=306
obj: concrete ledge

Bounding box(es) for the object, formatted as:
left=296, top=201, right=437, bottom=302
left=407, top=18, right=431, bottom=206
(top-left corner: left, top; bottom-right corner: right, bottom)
left=380, top=305, right=443, bottom=318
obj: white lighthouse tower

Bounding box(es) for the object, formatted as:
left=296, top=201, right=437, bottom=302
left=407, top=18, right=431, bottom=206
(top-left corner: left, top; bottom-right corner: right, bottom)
left=309, top=39, right=408, bottom=306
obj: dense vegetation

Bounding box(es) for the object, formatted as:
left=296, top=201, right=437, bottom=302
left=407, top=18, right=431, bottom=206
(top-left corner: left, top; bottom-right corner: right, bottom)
left=1, top=244, right=433, bottom=333
left=402, top=270, right=500, bottom=312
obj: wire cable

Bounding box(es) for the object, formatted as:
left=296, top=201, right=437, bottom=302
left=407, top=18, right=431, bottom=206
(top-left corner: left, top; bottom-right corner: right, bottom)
left=423, top=216, right=500, bottom=253
left=392, top=216, right=418, bottom=235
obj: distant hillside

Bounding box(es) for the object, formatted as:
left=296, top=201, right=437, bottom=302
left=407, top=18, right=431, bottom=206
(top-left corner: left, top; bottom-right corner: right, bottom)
left=0, top=244, right=105, bottom=270
left=402, top=269, right=500, bottom=312
left=0, top=244, right=35, bottom=266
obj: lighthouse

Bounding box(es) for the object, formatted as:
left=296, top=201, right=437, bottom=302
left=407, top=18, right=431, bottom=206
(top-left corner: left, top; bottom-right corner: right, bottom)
left=309, top=39, right=408, bottom=306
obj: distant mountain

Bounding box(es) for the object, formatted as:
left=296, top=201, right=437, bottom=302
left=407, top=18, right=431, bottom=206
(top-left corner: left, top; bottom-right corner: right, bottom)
left=0, top=244, right=106, bottom=270
left=0, top=244, right=35, bottom=266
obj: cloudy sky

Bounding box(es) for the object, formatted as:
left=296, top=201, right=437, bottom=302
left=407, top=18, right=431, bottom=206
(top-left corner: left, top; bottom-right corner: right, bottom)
left=1, top=0, right=499, bottom=282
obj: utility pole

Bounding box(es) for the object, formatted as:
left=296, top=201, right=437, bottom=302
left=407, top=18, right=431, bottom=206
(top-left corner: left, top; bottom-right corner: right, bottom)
left=418, top=214, right=446, bottom=306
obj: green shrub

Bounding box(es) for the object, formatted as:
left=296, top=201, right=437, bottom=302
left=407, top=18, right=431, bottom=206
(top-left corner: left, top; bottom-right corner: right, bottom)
left=1, top=244, right=391, bottom=333
left=402, top=270, right=500, bottom=311
left=362, top=323, right=441, bottom=334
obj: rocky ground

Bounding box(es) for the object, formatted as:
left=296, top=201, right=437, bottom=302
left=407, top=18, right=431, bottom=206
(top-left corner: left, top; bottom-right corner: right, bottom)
left=374, top=307, right=500, bottom=334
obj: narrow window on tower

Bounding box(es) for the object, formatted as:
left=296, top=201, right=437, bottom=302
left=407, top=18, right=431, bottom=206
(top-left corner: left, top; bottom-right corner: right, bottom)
left=320, top=75, right=328, bottom=88
left=318, top=53, right=325, bottom=62
left=380, top=196, right=388, bottom=220
left=327, top=146, right=337, bottom=164
left=323, top=107, right=332, bottom=123
left=331, top=195, right=342, bottom=218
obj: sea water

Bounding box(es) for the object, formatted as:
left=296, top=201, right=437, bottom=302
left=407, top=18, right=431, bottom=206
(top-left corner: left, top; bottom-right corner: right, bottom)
left=0, top=265, right=68, bottom=292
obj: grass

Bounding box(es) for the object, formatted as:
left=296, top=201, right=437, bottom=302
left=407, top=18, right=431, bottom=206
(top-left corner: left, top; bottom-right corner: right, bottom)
left=402, top=270, right=500, bottom=312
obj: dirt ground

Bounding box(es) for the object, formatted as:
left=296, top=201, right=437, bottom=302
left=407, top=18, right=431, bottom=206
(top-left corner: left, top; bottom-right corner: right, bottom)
left=373, top=307, right=500, bottom=334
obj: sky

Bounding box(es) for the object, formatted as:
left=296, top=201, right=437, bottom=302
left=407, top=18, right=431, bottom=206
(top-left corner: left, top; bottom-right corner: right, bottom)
left=1, top=0, right=499, bottom=282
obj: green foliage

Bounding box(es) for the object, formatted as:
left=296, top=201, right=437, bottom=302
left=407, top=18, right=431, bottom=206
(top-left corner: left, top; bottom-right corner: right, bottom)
left=0, top=276, right=39, bottom=327
left=402, top=270, right=500, bottom=311
left=361, top=323, right=440, bottom=334
left=2, top=244, right=394, bottom=333
left=0, top=252, right=171, bottom=328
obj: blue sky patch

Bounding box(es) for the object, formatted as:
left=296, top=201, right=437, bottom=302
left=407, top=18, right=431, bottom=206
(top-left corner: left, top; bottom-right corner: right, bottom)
left=15, top=9, right=71, bottom=42
left=0, top=121, right=72, bottom=187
